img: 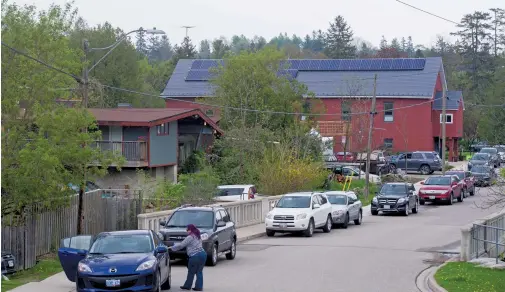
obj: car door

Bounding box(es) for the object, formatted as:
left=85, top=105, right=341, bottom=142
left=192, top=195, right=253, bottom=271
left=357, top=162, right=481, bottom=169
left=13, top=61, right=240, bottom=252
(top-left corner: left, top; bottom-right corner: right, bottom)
left=451, top=176, right=461, bottom=196
left=346, top=194, right=356, bottom=220
left=318, top=194, right=331, bottom=221
left=408, top=184, right=417, bottom=206
left=218, top=210, right=232, bottom=250
left=151, top=230, right=169, bottom=281
left=58, top=235, right=93, bottom=282
left=410, top=153, right=424, bottom=171
left=311, top=195, right=323, bottom=226
left=214, top=210, right=227, bottom=252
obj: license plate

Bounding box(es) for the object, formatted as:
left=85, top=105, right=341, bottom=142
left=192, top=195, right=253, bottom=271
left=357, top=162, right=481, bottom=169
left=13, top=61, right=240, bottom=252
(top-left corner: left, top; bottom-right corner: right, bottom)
left=279, top=223, right=287, bottom=228
left=429, top=196, right=436, bottom=200
left=383, top=205, right=390, bottom=209
left=106, top=279, right=120, bottom=287
left=8, top=260, right=14, bottom=267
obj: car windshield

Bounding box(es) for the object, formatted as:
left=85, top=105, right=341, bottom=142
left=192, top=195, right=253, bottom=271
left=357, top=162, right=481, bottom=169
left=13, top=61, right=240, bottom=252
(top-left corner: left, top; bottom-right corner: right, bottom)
left=472, top=166, right=489, bottom=173
left=480, top=148, right=497, bottom=154
left=217, top=188, right=245, bottom=196
left=424, top=177, right=451, bottom=186
left=89, top=234, right=153, bottom=254
left=380, top=184, right=408, bottom=195
left=276, top=196, right=311, bottom=208
left=446, top=172, right=464, bottom=180
left=327, top=195, right=347, bottom=205
left=166, top=210, right=214, bottom=229
left=471, top=154, right=489, bottom=160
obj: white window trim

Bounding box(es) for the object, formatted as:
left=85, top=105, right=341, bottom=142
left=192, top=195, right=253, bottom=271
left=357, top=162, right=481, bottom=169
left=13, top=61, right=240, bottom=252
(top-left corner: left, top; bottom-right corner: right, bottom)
left=440, top=113, right=453, bottom=124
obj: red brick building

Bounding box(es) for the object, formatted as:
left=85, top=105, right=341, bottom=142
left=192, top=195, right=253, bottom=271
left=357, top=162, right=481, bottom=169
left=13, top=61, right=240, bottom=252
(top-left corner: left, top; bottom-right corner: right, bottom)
left=161, top=58, right=464, bottom=161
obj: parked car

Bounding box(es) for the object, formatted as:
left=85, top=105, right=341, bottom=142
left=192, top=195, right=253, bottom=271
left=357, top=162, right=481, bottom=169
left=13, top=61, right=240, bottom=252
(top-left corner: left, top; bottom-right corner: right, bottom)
left=58, top=230, right=171, bottom=291
left=215, top=185, right=260, bottom=201
left=418, top=175, right=464, bottom=205
left=335, top=152, right=355, bottom=162
left=468, top=153, right=492, bottom=171
left=371, top=183, right=419, bottom=216
left=445, top=170, right=475, bottom=197
left=470, top=165, right=496, bottom=187
left=333, top=165, right=382, bottom=184
left=265, top=192, right=333, bottom=237
left=159, top=205, right=237, bottom=266
left=390, top=151, right=442, bottom=175
left=479, top=147, right=500, bottom=168
left=494, top=145, right=505, bottom=161
left=1, top=251, right=16, bottom=275
left=471, top=141, right=489, bottom=152
left=325, top=191, right=363, bottom=228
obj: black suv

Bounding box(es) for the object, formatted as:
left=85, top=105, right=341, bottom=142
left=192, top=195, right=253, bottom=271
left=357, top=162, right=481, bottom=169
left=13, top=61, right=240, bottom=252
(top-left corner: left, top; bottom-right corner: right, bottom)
left=159, top=205, right=237, bottom=266
left=371, top=183, right=420, bottom=216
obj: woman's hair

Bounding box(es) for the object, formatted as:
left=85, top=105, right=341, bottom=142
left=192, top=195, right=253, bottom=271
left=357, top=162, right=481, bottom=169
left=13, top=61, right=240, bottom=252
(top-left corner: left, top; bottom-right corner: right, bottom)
left=187, top=224, right=201, bottom=239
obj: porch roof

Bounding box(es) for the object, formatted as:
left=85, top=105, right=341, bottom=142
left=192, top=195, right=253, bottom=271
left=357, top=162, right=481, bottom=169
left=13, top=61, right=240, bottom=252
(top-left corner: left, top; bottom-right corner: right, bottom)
left=89, top=108, right=223, bottom=134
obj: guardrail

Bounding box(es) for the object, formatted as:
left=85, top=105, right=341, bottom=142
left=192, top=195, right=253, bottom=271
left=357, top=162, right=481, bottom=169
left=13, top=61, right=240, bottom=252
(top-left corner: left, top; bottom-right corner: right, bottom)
left=138, top=195, right=283, bottom=232
left=460, top=209, right=505, bottom=262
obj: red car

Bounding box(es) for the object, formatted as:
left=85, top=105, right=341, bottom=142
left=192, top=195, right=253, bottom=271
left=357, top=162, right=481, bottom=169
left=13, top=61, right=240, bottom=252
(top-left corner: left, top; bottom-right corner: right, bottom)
left=418, top=175, right=464, bottom=205
left=445, top=170, right=475, bottom=197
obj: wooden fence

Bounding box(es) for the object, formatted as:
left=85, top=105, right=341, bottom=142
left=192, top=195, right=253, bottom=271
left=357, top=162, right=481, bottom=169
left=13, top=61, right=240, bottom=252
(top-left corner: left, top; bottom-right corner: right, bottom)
left=1, top=189, right=143, bottom=271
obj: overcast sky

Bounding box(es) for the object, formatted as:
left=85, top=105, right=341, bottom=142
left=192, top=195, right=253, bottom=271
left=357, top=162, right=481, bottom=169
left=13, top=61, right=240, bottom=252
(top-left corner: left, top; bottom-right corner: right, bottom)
left=13, top=0, right=505, bottom=49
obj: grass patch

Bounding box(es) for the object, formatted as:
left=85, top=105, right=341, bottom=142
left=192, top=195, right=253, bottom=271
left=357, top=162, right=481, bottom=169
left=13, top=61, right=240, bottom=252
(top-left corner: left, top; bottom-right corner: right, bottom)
left=435, top=262, right=505, bottom=292
left=1, top=254, right=62, bottom=291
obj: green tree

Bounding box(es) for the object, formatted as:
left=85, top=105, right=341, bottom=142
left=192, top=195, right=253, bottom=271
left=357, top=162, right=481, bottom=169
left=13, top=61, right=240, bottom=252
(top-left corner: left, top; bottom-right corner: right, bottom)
left=211, top=37, right=230, bottom=58
left=136, top=29, right=149, bottom=56
left=158, top=35, right=173, bottom=61
left=172, top=36, right=197, bottom=63
left=324, top=15, right=356, bottom=59
left=198, top=39, right=211, bottom=59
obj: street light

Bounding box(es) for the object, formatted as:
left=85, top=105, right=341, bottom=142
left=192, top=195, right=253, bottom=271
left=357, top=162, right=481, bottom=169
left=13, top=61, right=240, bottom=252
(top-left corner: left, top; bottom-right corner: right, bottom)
left=76, top=27, right=165, bottom=235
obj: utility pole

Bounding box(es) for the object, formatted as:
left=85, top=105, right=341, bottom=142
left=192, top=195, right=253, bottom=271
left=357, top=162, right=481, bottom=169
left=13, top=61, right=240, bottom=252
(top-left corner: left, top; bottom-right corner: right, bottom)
left=441, top=79, right=447, bottom=175
left=181, top=26, right=195, bottom=38
left=77, top=39, right=89, bottom=235
left=365, top=74, right=378, bottom=200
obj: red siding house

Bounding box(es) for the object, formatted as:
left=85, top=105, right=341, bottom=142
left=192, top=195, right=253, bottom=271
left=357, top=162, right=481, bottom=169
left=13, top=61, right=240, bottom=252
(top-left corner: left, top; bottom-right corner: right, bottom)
left=161, top=58, right=464, bottom=161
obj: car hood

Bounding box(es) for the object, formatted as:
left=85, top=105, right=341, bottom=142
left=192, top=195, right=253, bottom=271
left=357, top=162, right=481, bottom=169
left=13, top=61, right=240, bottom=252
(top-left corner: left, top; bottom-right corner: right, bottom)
left=82, top=253, right=154, bottom=275
left=472, top=172, right=491, bottom=177
left=419, top=186, right=451, bottom=191
left=271, top=208, right=311, bottom=215
left=331, top=205, right=347, bottom=212
left=377, top=193, right=408, bottom=199
left=160, top=227, right=213, bottom=237
left=469, top=160, right=488, bottom=164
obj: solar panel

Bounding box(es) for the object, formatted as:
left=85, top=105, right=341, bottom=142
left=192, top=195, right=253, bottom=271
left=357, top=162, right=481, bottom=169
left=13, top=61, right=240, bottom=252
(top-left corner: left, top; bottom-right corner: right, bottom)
left=191, top=60, right=203, bottom=70
left=298, top=60, right=311, bottom=70
left=399, top=58, right=410, bottom=70
left=359, top=59, right=372, bottom=70
left=307, top=60, right=321, bottom=70
left=380, top=59, right=393, bottom=70
left=340, top=59, right=352, bottom=70
left=185, top=69, right=214, bottom=81
left=319, top=59, right=332, bottom=70
left=390, top=58, right=404, bottom=70
left=278, top=69, right=298, bottom=79
left=347, top=59, right=360, bottom=70
left=412, top=58, right=426, bottom=70
left=328, top=60, right=339, bottom=70
left=290, top=60, right=301, bottom=70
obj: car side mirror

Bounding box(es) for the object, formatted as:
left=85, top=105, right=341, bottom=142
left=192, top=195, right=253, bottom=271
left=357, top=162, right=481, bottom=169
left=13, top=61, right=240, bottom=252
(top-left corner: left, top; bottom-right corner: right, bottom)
left=216, top=220, right=226, bottom=228
left=347, top=201, right=353, bottom=205
left=419, top=181, right=424, bottom=185
left=313, top=203, right=321, bottom=209
left=155, top=246, right=168, bottom=254
left=77, top=249, right=88, bottom=256
left=159, top=221, right=166, bottom=226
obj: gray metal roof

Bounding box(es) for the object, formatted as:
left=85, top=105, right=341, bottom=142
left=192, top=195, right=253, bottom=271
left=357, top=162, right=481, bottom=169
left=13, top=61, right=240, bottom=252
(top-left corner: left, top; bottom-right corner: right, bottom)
left=161, top=57, right=444, bottom=99
left=432, top=91, right=463, bottom=110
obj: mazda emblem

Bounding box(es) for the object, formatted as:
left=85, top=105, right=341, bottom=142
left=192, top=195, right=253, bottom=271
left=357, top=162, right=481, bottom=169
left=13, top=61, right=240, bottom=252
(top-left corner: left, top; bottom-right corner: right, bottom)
left=109, top=267, right=117, bottom=273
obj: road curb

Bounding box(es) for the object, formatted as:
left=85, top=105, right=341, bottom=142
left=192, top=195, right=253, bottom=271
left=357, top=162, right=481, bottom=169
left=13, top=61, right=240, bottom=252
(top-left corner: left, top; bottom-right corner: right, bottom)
left=427, top=262, right=449, bottom=292
left=418, top=258, right=459, bottom=292
left=237, top=232, right=266, bottom=243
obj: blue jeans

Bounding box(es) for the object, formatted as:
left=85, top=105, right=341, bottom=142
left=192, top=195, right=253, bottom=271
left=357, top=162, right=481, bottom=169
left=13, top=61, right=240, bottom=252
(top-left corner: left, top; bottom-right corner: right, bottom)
left=183, top=251, right=207, bottom=289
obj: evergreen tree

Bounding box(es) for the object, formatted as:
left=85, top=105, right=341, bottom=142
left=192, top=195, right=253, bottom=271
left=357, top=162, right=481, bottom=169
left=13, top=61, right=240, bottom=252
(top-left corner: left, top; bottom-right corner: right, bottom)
left=147, top=35, right=160, bottom=62
left=158, top=35, right=173, bottom=61
left=324, top=15, right=356, bottom=58
left=489, top=8, right=505, bottom=57
left=401, top=37, right=407, bottom=53
left=172, top=36, right=197, bottom=63
left=136, top=29, right=149, bottom=56
left=211, top=37, right=231, bottom=58
left=358, top=42, right=374, bottom=58
left=380, top=36, right=388, bottom=49
left=407, top=36, right=414, bottom=57
left=199, top=40, right=211, bottom=58
left=390, top=38, right=401, bottom=51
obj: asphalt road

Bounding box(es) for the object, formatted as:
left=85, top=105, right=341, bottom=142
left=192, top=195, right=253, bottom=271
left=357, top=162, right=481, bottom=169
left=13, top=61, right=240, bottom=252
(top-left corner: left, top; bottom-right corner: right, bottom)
left=168, top=183, right=504, bottom=292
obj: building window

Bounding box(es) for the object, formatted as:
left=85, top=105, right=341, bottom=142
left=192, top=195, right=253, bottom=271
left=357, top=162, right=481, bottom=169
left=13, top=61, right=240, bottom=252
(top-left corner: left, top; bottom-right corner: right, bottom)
left=205, top=109, right=214, bottom=117
left=342, top=100, right=351, bottom=121
left=440, top=114, right=453, bottom=124
left=384, top=138, right=393, bottom=149
left=156, top=122, right=169, bottom=136
left=384, top=102, right=394, bottom=122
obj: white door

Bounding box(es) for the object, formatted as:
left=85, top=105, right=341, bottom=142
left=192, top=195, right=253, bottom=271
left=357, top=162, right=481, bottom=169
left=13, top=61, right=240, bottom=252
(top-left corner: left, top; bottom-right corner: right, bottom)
left=311, top=195, right=323, bottom=226
left=348, top=194, right=358, bottom=220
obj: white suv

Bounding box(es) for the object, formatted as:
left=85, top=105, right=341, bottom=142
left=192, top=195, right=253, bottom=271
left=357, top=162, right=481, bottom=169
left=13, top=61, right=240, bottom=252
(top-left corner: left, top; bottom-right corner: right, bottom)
left=265, top=192, right=333, bottom=237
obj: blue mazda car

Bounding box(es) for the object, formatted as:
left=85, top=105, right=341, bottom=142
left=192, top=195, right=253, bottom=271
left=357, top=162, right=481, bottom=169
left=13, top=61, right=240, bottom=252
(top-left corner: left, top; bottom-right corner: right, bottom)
left=58, top=230, right=171, bottom=291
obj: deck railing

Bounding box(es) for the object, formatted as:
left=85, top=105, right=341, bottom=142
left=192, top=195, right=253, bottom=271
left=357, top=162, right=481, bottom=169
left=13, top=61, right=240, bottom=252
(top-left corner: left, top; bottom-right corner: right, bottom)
left=94, top=140, right=147, bottom=162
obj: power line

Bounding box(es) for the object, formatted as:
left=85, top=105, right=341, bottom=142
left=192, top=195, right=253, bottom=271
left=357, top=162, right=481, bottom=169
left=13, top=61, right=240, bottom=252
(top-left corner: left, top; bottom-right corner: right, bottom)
left=1, top=42, right=82, bottom=83
left=395, top=0, right=460, bottom=25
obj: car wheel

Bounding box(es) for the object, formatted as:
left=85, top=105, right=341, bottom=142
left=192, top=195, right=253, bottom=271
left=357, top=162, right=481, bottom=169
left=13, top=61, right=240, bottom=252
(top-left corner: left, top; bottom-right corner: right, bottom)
left=420, top=200, right=425, bottom=205
left=266, top=230, right=275, bottom=237
left=225, top=238, right=236, bottom=260
left=322, top=215, right=332, bottom=233
left=161, top=264, right=171, bottom=290
left=420, top=165, right=431, bottom=175
left=354, top=210, right=363, bottom=225
left=206, top=243, right=218, bottom=266
left=458, top=191, right=464, bottom=202
left=404, top=203, right=409, bottom=216
left=412, top=200, right=419, bottom=214
left=303, top=218, right=314, bottom=237
left=448, top=193, right=454, bottom=205
left=342, top=213, right=349, bottom=229
left=371, top=210, right=379, bottom=216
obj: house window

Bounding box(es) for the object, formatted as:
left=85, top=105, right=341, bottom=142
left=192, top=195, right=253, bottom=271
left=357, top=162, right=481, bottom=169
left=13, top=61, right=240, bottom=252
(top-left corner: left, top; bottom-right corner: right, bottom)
left=205, top=109, right=214, bottom=117
left=384, top=138, right=393, bottom=149
left=440, top=114, right=453, bottom=124
left=384, top=102, right=394, bottom=122
left=342, top=100, right=351, bottom=121
left=156, top=122, right=169, bottom=136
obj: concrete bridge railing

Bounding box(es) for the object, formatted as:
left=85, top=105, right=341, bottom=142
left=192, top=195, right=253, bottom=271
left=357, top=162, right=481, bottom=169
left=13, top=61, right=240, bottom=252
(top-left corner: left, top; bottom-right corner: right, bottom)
left=137, top=195, right=283, bottom=232
left=460, top=209, right=505, bottom=261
